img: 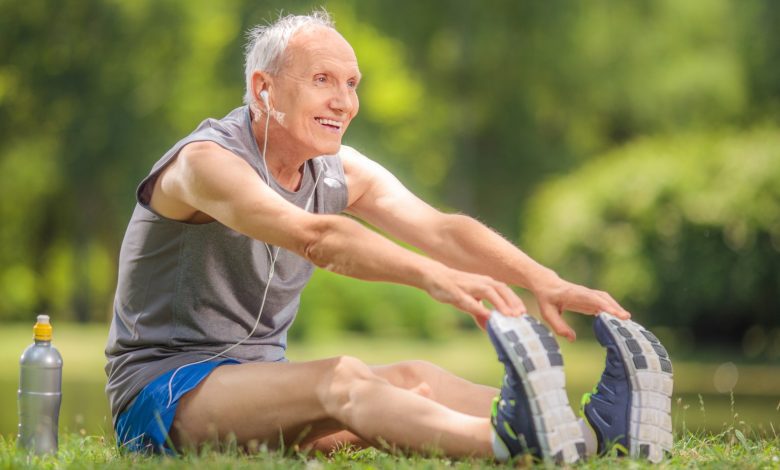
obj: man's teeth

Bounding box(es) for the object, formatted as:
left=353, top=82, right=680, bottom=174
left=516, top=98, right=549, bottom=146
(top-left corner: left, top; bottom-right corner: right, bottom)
left=316, top=118, right=342, bottom=128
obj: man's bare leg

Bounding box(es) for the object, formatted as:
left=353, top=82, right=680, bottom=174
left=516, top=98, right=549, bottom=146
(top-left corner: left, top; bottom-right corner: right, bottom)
left=170, top=356, right=494, bottom=458
left=372, top=360, right=497, bottom=417
left=304, top=360, right=498, bottom=453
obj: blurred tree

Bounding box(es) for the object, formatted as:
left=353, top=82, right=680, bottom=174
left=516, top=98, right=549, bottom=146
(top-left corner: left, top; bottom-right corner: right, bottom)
left=352, top=0, right=753, bottom=235
left=738, top=0, right=780, bottom=120
left=0, top=0, right=453, bottom=324
left=297, top=269, right=463, bottom=341
left=522, top=129, right=780, bottom=345
left=0, top=0, right=777, bottom=345
left=0, top=0, right=239, bottom=320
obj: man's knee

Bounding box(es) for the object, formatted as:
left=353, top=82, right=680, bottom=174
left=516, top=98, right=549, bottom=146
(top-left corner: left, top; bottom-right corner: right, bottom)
left=388, top=360, right=440, bottom=399
left=317, top=355, right=380, bottom=418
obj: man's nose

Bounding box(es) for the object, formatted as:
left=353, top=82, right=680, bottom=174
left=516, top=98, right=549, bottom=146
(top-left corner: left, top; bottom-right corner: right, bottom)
left=329, top=85, right=354, bottom=115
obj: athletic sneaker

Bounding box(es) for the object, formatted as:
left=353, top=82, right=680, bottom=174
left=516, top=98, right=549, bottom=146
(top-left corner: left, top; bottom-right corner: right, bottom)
left=581, top=312, right=674, bottom=463
left=487, top=311, right=586, bottom=464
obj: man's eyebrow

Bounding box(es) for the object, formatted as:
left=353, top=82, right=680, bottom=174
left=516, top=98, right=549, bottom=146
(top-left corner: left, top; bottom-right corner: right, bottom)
left=306, top=65, right=361, bottom=80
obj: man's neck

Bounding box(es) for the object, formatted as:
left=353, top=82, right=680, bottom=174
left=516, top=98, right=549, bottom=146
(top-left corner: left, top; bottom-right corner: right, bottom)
left=251, top=112, right=310, bottom=192
left=266, top=156, right=306, bottom=191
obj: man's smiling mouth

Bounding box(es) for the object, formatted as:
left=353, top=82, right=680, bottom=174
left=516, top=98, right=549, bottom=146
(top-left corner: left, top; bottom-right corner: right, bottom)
left=315, top=117, right=343, bottom=132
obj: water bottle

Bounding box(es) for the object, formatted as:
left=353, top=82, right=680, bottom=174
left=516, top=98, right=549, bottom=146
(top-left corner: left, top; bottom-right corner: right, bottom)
left=17, top=314, right=63, bottom=454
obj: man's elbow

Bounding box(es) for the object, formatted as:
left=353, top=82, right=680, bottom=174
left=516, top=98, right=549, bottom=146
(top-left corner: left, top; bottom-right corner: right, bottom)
left=300, top=215, right=345, bottom=269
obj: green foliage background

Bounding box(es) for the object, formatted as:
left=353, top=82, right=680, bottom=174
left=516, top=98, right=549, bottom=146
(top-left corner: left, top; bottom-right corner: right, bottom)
left=0, top=0, right=778, bottom=352
left=524, top=131, right=780, bottom=344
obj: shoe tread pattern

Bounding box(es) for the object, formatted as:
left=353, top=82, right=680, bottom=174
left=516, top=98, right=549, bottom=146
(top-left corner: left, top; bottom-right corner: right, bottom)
left=599, top=312, right=674, bottom=463
left=489, top=313, right=586, bottom=463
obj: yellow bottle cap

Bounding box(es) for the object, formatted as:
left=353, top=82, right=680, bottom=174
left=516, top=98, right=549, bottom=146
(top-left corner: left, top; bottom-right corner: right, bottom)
left=33, top=314, right=52, bottom=341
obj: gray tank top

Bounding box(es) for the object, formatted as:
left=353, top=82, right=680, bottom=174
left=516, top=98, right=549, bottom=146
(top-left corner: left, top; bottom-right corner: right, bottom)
left=104, top=106, right=348, bottom=423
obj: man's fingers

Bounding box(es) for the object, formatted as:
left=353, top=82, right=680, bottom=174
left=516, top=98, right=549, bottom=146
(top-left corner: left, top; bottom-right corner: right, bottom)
left=479, top=284, right=514, bottom=317
left=458, top=294, right=492, bottom=323
left=595, top=290, right=631, bottom=319
left=567, top=287, right=630, bottom=320
left=539, top=302, right=576, bottom=342
left=495, top=282, right=526, bottom=315
left=473, top=311, right=489, bottom=330
left=532, top=279, right=629, bottom=331
left=466, top=276, right=522, bottom=317
left=485, top=288, right=522, bottom=317
left=603, top=307, right=631, bottom=320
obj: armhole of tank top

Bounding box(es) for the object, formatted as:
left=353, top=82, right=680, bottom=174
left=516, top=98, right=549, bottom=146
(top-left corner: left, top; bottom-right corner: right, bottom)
left=135, top=138, right=247, bottom=225
left=327, top=154, right=349, bottom=212
left=136, top=142, right=188, bottom=220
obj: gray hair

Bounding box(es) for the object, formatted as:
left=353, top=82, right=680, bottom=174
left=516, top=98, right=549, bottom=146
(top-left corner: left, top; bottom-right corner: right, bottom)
left=243, top=10, right=335, bottom=113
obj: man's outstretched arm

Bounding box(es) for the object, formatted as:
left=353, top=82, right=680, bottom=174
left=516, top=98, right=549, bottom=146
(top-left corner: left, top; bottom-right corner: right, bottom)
left=342, top=146, right=630, bottom=340
left=152, top=141, right=523, bottom=327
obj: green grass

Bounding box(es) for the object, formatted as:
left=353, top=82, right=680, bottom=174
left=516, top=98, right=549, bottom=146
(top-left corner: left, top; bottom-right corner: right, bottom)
left=1, top=323, right=779, bottom=437
left=1, top=321, right=780, bottom=467
left=2, top=322, right=780, bottom=435
left=1, top=429, right=779, bottom=469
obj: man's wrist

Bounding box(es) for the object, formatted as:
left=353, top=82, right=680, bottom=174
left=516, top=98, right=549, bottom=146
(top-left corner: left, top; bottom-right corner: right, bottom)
left=526, top=267, right=562, bottom=294
left=416, top=257, right=450, bottom=293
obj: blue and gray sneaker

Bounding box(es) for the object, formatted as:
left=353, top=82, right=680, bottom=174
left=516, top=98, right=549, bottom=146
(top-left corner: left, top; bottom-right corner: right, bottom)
left=487, top=311, right=586, bottom=464
left=582, top=312, right=674, bottom=463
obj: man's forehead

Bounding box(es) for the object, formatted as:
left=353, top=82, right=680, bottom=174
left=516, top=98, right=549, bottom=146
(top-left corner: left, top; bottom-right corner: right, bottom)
left=285, top=26, right=359, bottom=74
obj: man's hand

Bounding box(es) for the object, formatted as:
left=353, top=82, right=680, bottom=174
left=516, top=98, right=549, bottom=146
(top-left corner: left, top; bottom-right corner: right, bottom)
left=422, top=264, right=526, bottom=329
left=340, top=146, right=631, bottom=337
left=531, top=275, right=631, bottom=342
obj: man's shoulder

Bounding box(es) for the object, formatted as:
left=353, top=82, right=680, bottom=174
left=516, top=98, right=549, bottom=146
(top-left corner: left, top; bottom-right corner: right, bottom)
left=170, top=106, right=256, bottom=168
left=337, top=144, right=362, bottom=158
left=337, top=144, right=378, bottom=173
left=187, top=106, right=249, bottom=143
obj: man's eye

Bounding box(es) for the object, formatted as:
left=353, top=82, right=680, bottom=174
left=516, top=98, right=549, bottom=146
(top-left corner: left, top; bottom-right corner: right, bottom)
left=315, top=75, right=327, bottom=83
left=347, top=80, right=358, bottom=89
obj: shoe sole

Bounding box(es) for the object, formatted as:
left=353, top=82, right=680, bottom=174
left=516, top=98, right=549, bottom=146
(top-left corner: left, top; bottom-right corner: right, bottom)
left=596, top=312, right=674, bottom=463
left=488, top=312, right=586, bottom=464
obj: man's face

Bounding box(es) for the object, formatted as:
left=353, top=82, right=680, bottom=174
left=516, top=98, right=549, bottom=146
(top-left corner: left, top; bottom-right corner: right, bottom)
left=269, top=26, right=361, bottom=157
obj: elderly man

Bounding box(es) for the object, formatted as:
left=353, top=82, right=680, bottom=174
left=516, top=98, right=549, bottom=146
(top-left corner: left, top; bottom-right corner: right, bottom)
left=105, top=11, right=673, bottom=464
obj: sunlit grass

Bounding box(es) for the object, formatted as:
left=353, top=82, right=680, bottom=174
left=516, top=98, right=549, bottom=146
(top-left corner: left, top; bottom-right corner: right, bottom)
left=1, top=429, right=778, bottom=469
left=1, top=322, right=779, bottom=438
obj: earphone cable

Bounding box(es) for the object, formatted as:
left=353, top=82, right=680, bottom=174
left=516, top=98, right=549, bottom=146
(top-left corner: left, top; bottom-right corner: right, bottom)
left=165, top=105, right=321, bottom=407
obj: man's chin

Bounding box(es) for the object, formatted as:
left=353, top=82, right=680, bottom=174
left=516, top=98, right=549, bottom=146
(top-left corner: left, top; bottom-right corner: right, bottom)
left=318, top=141, right=342, bottom=156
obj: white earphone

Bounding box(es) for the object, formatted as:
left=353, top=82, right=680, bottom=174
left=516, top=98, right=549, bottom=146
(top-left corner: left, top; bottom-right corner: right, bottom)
left=165, top=85, right=323, bottom=407
left=259, top=90, right=269, bottom=111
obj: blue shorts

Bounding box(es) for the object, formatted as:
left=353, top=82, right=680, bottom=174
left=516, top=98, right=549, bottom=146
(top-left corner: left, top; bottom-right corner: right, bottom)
left=115, top=359, right=239, bottom=453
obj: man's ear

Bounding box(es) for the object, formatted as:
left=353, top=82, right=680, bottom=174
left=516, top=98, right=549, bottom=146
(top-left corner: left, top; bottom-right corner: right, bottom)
left=251, top=71, right=272, bottom=106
